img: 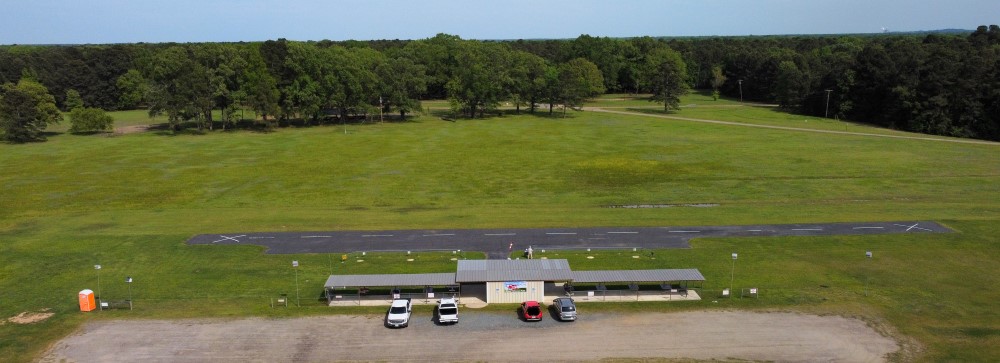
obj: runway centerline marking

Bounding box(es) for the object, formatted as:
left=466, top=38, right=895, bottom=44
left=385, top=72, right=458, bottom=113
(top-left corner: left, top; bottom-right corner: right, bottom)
left=894, top=223, right=932, bottom=232
left=792, top=228, right=823, bottom=231
left=423, top=234, right=456, bottom=237
left=669, top=230, right=700, bottom=233
left=301, top=236, right=331, bottom=238
left=249, top=236, right=275, bottom=239
left=546, top=232, right=577, bottom=235
left=362, top=234, right=394, bottom=237
left=747, top=229, right=763, bottom=232
left=484, top=233, right=516, bottom=236
left=607, top=231, right=638, bottom=234
left=212, top=235, right=245, bottom=243
left=853, top=227, right=884, bottom=230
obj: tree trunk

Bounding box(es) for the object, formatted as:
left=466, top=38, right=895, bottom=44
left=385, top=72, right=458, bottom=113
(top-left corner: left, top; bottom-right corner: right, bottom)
left=208, top=109, right=214, bottom=130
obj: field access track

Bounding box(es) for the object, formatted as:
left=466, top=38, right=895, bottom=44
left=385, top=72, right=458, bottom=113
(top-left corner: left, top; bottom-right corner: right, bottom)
left=186, top=221, right=951, bottom=258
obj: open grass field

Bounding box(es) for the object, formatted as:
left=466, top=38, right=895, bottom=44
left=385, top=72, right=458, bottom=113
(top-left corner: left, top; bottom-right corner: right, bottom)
left=1, top=103, right=998, bottom=362
left=591, top=92, right=962, bottom=139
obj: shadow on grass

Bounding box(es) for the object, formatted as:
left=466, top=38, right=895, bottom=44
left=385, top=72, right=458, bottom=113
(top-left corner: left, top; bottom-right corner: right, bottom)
left=142, top=114, right=430, bottom=136
left=68, top=130, right=114, bottom=136
left=622, top=108, right=682, bottom=115
left=430, top=107, right=584, bottom=121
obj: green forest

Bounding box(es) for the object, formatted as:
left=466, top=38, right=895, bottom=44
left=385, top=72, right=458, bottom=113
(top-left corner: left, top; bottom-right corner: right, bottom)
left=1, top=25, right=998, bottom=142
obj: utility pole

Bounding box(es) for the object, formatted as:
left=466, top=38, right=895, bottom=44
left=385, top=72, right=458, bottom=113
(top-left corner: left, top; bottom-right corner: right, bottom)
left=126, top=276, right=133, bottom=310
left=95, top=264, right=102, bottom=310
left=292, top=260, right=300, bottom=307
left=864, top=251, right=872, bottom=296
left=738, top=80, right=743, bottom=103
left=824, top=89, right=833, bottom=118
left=730, top=253, right=738, bottom=297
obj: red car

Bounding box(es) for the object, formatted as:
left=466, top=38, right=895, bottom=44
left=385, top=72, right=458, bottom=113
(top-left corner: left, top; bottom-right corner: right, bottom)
left=521, top=300, right=543, bottom=321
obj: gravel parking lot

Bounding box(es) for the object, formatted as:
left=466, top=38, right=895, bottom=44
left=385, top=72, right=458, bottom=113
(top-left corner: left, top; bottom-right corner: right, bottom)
left=42, top=311, right=898, bottom=362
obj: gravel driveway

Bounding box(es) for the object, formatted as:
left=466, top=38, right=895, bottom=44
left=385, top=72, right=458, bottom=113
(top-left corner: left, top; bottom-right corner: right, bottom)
left=41, top=311, right=898, bottom=362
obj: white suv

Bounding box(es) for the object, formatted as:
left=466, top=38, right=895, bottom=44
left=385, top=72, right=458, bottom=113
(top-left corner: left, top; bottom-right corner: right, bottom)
left=386, top=298, right=412, bottom=328
left=437, top=296, right=459, bottom=324
left=552, top=297, right=577, bottom=321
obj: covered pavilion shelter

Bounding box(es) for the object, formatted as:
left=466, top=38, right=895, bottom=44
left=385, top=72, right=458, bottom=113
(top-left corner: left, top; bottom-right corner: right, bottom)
left=323, top=259, right=706, bottom=306
left=568, top=269, right=705, bottom=301
left=324, top=273, right=460, bottom=306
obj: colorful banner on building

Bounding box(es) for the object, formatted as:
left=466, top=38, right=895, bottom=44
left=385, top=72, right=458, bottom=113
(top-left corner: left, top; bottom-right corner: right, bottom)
left=504, top=281, right=527, bottom=292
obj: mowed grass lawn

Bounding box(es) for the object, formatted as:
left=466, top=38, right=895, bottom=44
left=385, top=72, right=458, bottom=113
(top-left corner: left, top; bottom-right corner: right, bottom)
left=589, top=92, right=967, bottom=140
left=1, top=109, right=998, bottom=361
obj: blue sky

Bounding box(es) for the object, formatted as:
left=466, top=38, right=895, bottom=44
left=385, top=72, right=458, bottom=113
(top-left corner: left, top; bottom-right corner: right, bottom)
left=4, top=0, right=998, bottom=44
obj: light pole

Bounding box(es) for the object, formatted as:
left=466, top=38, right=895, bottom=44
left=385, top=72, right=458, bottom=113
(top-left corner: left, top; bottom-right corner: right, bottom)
left=864, top=251, right=872, bottom=296
left=738, top=80, right=743, bottom=103
left=824, top=89, right=833, bottom=118
left=730, top=253, right=738, bottom=297
left=292, top=260, right=300, bottom=307
left=125, top=276, right=133, bottom=310
left=94, top=264, right=102, bottom=310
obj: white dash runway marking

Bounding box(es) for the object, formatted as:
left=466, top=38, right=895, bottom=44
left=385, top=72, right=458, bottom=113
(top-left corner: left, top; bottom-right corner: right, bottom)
left=791, top=228, right=823, bottom=231
left=301, top=236, right=331, bottom=238
left=853, top=227, right=884, bottom=230
left=668, top=230, right=700, bottom=233
left=607, top=231, right=638, bottom=234
left=249, top=236, right=275, bottom=239
left=747, top=230, right=763, bottom=232
left=546, top=232, right=577, bottom=235
left=362, top=234, right=394, bottom=237
left=484, top=233, right=516, bottom=236
left=423, top=234, right=456, bottom=237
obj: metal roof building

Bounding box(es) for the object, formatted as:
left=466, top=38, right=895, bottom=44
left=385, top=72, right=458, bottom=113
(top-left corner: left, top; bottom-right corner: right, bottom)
left=324, top=273, right=456, bottom=288
left=323, top=260, right=704, bottom=288
left=571, top=269, right=705, bottom=283
left=324, top=259, right=705, bottom=305
left=455, top=259, right=573, bottom=282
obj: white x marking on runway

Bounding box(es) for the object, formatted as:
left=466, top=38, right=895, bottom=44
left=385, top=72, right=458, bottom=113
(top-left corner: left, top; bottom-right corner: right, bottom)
left=893, top=223, right=932, bottom=232
left=212, top=235, right=245, bottom=243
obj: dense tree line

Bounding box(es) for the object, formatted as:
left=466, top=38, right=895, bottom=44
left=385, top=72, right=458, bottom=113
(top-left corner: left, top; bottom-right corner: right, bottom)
left=1, top=26, right=998, bottom=142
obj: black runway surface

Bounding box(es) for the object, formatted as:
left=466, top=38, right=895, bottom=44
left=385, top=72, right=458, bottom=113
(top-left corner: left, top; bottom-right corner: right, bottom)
left=186, top=221, right=951, bottom=259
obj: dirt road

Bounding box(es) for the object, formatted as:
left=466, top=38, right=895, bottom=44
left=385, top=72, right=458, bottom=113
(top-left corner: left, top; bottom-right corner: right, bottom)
left=41, top=311, right=898, bottom=362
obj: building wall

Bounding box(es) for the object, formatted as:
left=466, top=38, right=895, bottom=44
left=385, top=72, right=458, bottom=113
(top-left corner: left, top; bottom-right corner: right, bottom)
left=486, top=280, right=544, bottom=304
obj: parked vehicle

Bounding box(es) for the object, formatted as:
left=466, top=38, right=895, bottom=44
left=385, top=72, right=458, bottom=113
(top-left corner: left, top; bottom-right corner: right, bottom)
left=521, top=300, right=543, bottom=321
left=437, top=296, right=459, bottom=324
left=386, top=298, right=412, bottom=328
left=552, top=297, right=577, bottom=321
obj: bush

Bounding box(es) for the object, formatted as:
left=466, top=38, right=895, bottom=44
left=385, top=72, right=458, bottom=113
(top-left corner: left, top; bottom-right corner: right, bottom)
left=69, top=107, right=114, bottom=133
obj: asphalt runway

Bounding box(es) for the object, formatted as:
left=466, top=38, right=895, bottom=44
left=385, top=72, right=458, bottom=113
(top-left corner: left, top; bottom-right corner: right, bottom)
left=186, top=221, right=951, bottom=259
